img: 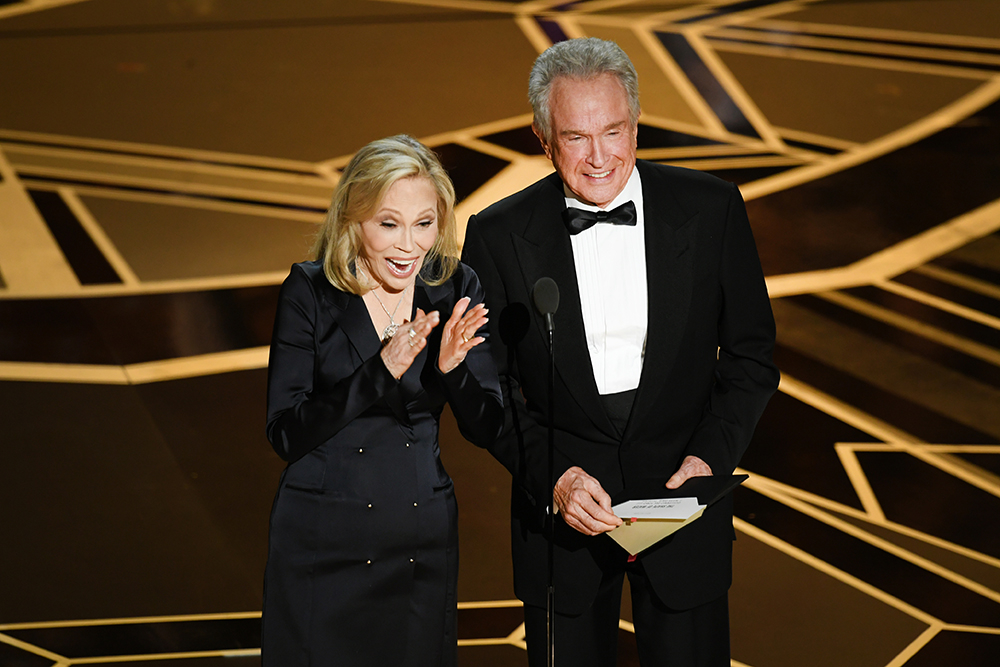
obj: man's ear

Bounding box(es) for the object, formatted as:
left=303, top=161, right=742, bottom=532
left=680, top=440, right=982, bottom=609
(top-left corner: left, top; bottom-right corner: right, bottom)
left=532, top=123, right=553, bottom=160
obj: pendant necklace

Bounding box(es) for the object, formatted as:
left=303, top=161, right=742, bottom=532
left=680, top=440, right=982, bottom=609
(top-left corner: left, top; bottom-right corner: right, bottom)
left=360, top=266, right=409, bottom=341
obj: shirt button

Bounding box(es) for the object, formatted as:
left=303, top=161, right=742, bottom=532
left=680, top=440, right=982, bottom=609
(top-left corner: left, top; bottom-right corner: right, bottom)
left=413, top=502, right=418, bottom=507
left=410, top=558, right=414, bottom=563
left=405, top=443, right=410, bottom=448
left=358, top=448, right=363, bottom=453
left=367, top=503, right=372, bottom=509
left=366, top=560, right=372, bottom=565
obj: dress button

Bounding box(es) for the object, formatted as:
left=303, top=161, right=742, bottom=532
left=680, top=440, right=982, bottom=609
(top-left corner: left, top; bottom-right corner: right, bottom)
left=413, top=502, right=418, bottom=507
left=366, top=559, right=372, bottom=565
left=410, top=558, right=414, bottom=563
left=358, top=448, right=363, bottom=453
left=405, top=443, right=410, bottom=448
left=367, top=503, right=372, bottom=509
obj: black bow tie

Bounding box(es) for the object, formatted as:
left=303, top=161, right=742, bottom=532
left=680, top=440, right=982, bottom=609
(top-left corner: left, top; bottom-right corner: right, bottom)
left=563, top=200, right=637, bottom=235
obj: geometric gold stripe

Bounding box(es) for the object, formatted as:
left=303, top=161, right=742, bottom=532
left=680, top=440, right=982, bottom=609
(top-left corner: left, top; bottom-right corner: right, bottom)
left=741, top=466, right=1000, bottom=570
left=914, top=264, right=1000, bottom=301
left=72, top=649, right=261, bottom=664
left=878, top=280, right=1000, bottom=331
left=0, top=611, right=261, bottom=631
left=0, top=362, right=130, bottom=385
left=0, top=601, right=527, bottom=630
left=817, top=290, right=1000, bottom=367
left=734, top=516, right=942, bottom=625
left=746, top=475, right=1000, bottom=605
left=0, top=631, right=66, bottom=662
left=767, top=195, right=1000, bottom=298
left=0, top=347, right=269, bottom=385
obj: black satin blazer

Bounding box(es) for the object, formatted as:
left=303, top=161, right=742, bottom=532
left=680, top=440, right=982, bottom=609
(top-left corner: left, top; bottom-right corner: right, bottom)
left=261, top=260, right=503, bottom=667
left=266, top=260, right=503, bottom=473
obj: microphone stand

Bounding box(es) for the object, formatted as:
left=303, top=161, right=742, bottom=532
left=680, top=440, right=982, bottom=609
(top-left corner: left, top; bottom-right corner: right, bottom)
left=532, top=276, right=559, bottom=667
left=545, top=316, right=555, bottom=667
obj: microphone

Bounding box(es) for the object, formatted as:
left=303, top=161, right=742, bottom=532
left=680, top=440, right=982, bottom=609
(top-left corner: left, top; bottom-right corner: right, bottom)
left=531, top=275, right=559, bottom=667
left=532, top=277, right=559, bottom=333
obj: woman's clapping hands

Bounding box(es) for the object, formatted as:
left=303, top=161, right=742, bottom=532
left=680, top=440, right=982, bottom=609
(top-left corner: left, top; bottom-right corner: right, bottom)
left=438, top=297, right=488, bottom=374
left=380, top=308, right=439, bottom=380
left=379, top=297, right=488, bottom=380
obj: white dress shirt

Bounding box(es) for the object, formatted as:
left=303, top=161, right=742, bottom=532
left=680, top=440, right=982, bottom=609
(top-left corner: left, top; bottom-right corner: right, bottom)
left=564, top=166, right=647, bottom=395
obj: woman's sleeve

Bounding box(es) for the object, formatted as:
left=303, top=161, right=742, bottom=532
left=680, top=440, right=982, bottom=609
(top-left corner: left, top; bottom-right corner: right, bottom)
left=265, top=265, right=398, bottom=463
left=437, top=266, right=504, bottom=447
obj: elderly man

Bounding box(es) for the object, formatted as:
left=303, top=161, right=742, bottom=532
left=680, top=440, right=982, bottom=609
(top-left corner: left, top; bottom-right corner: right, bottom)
left=462, top=38, right=778, bottom=666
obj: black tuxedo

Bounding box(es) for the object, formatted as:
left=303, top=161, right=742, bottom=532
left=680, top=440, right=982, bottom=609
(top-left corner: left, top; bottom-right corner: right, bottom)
left=462, top=160, right=779, bottom=617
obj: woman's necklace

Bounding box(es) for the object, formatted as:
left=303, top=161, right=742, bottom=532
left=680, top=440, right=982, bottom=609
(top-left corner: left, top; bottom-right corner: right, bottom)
left=359, top=266, right=409, bottom=341
left=370, top=285, right=408, bottom=341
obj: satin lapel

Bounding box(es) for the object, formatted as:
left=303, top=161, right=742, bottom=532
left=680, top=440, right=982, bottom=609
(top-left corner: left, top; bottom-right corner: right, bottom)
left=336, top=287, right=410, bottom=425
left=511, top=176, right=617, bottom=438
left=335, top=290, right=382, bottom=365
left=623, top=162, right=696, bottom=441
left=412, top=274, right=453, bottom=320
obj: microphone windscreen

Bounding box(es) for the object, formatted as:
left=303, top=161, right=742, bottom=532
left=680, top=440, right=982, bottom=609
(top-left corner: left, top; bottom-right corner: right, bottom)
left=532, top=277, right=560, bottom=316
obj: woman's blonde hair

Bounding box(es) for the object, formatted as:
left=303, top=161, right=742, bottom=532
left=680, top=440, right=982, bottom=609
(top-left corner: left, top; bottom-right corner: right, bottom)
left=313, top=135, right=459, bottom=294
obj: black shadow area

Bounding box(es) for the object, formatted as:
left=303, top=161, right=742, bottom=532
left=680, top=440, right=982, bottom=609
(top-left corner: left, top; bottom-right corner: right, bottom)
left=6, top=618, right=260, bottom=659
left=859, top=451, right=1000, bottom=560
left=0, top=375, right=278, bottom=623
left=748, top=100, right=1000, bottom=276
left=773, top=343, right=995, bottom=445
left=903, top=629, right=1000, bottom=666
left=737, top=488, right=1000, bottom=626
left=0, top=286, right=279, bottom=365
left=434, top=143, right=509, bottom=203
left=741, top=390, right=872, bottom=511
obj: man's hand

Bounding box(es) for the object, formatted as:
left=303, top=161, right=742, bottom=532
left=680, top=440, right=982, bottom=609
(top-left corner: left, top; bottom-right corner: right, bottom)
left=553, top=467, right=623, bottom=536
left=665, top=455, right=713, bottom=489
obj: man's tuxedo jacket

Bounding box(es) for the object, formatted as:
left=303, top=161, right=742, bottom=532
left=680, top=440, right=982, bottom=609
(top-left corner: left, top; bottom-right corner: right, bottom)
left=462, top=160, right=779, bottom=614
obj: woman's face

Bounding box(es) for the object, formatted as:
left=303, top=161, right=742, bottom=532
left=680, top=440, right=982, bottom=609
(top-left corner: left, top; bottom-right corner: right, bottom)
left=357, top=176, right=440, bottom=293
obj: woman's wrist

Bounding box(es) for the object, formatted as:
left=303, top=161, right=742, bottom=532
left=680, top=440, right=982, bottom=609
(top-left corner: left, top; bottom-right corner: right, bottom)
left=381, top=347, right=405, bottom=380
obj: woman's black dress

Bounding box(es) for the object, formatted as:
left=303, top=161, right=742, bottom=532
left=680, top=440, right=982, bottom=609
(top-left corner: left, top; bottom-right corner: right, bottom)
left=262, top=260, right=502, bottom=667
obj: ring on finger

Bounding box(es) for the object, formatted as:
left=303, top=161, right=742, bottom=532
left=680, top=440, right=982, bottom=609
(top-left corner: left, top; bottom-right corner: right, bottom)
left=408, top=328, right=418, bottom=347
left=462, top=332, right=471, bottom=343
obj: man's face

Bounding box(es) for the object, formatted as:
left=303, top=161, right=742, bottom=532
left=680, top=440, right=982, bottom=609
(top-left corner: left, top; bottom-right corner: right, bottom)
left=536, top=73, right=638, bottom=209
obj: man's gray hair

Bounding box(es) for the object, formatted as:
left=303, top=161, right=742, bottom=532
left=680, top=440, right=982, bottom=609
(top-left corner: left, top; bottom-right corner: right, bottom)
left=528, top=37, right=640, bottom=143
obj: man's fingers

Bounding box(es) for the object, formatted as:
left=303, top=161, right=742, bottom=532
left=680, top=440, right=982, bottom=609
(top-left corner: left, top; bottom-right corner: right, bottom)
left=553, top=466, right=622, bottom=535
left=562, top=506, right=620, bottom=535
left=665, top=471, right=686, bottom=489
left=562, top=489, right=621, bottom=534
left=665, top=456, right=713, bottom=489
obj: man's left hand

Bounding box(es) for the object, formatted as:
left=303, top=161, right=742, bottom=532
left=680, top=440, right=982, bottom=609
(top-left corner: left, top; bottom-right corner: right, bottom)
left=665, top=455, right=712, bottom=489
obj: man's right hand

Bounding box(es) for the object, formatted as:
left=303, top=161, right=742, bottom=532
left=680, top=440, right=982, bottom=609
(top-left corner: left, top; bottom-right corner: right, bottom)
left=553, top=466, right=623, bottom=536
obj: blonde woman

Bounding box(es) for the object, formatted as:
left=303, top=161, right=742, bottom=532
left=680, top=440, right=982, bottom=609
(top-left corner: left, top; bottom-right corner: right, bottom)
left=262, top=135, right=502, bottom=667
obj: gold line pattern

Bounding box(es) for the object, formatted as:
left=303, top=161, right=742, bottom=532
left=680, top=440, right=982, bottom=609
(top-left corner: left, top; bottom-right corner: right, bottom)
left=1, top=2, right=998, bottom=665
